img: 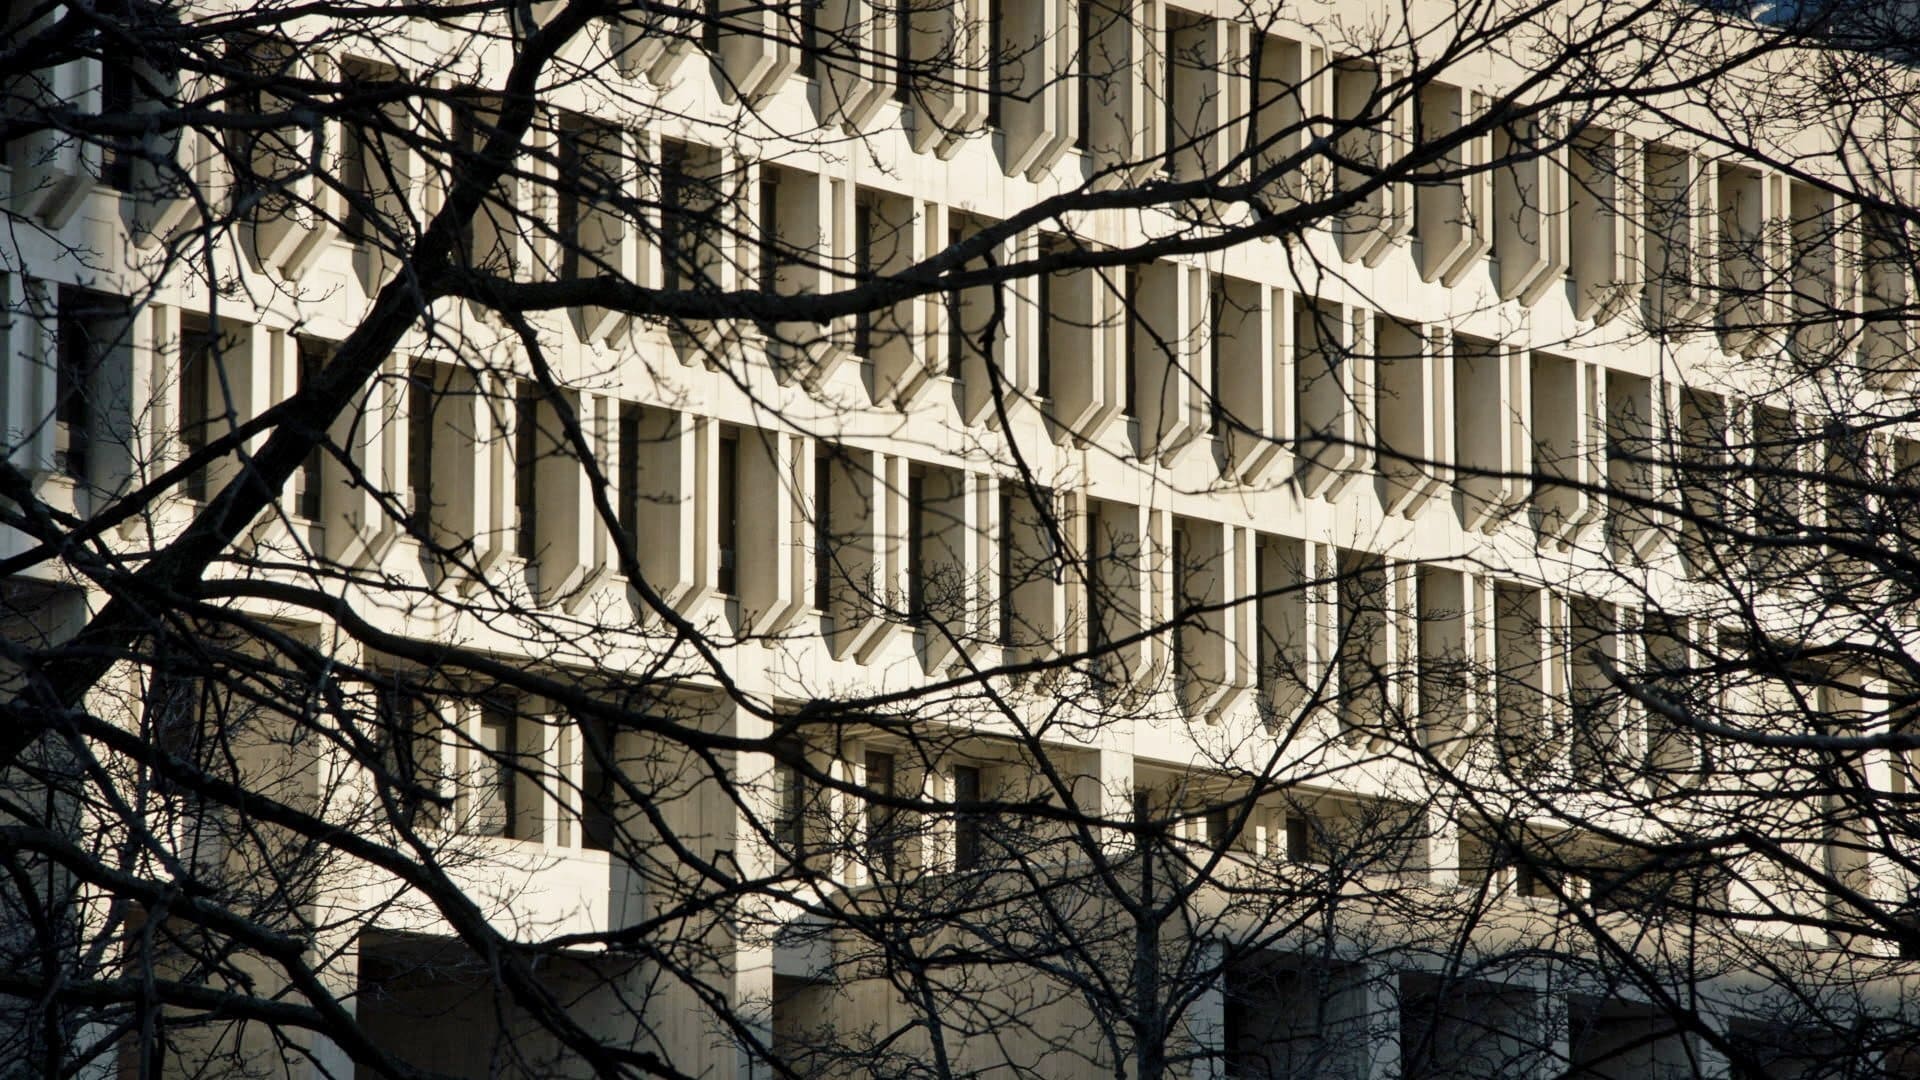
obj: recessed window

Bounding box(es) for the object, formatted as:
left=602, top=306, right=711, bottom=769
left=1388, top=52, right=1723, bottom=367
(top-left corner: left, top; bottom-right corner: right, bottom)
left=814, top=450, right=834, bottom=610
left=473, top=700, right=519, bottom=838
left=618, top=402, right=642, bottom=553
left=716, top=428, right=739, bottom=595
left=853, top=197, right=876, bottom=357
left=295, top=338, right=331, bottom=520
left=515, top=382, right=539, bottom=558
left=406, top=361, right=436, bottom=534
left=953, top=764, right=983, bottom=870
left=866, top=750, right=897, bottom=876
left=100, top=60, right=136, bottom=191
left=774, top=744, right=806, bottom=862
left=178, top=315, right=221, bottom=502
left=56, top=287, right=124, bottom=483
left=906, top=469, right=926, bottom=622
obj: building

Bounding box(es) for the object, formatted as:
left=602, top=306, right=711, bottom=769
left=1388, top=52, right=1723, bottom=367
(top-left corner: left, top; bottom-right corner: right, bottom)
left=3, top=0, right=1919, bottom=1076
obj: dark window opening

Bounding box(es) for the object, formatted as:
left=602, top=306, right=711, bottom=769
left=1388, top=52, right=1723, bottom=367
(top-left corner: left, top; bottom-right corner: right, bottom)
left=758, top=174, right=780, bottom=293
left=907, top=470, right=926, bottom=622
left=853, top=198, right=876, bottom=357
left=618, top=403, right=641, bottom=553
left=814, top=451, right=833, bottom=610
left=953, top=764, right=983, bottom=870
left=1122, top=267, right=1139, bottom=418
left=556, top=123, right=584, bottom=280
left=1035, top=257, right=1054, bottom=399
left=947, top=222, right=966, bottom=370
left=515, top=382, right=539, bottom=558
left=660, top=140, right=692, bottom=292
left=295, top=339, right=330, bottom=520
left=1205, top=807, right=1231, bottom=853
left=716, top=429, right=739, bottom=595
left=774, top=744, right=806, bottom=861
left=1208, top=275, right=1225, bottom=428
left=1162, top=21, right=1179, bottom=173
left=374, top=680, right=442, bottom=830
left=56, top=287, right=122, bottom=483
left=474, top=701, right=518, bottom=838
left=1171, top=525, right=1190, bottom=693
left=100, top=60, right=136, bottom=191
left=407, top=362, right=435, bottom=534
left=1285, top=814, right=1314, bottom=863
left=178, top=315, right=219, bottom=502
left=581, top=718, right=615, bottom=852
left=893, top=0, right=913, bottom=103
left=1075, top=0, right=1094, bottom=151
left=866, top=749, right=897, bottom=876
left=798, top=0, right=819, bottom=78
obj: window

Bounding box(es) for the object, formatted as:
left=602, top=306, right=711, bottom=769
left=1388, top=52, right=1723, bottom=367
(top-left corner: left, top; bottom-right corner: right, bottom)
left=178, top=315, right=219, bottom=502
left=338, top=85, right=374, bottom=244
left=555, top=122, right=584, bottom=280
left=1284, top=814, right=1315, bottom=863
left=618, top=402, right=641, bottom=551
left=55, top=287, right=121, bottom=482
left=100, top=59, right=136, bottom=191
left=146, top=668, right=206, bottom=796
left=814, top=450, right=833, bottom=610
left=581, top=717, right=615, bottom=852
left=947, top=222, right=966, bottom=370
left=716, top=428, right=739, bottom=595
left=773, top=744, right=805, bottom=860
left=406, top=362, right=436, bottom=533
left=295, top=339, right=329, bottom=520
left=515, top=382, right=539, bottom=558
left=373, top=681, right=442, bottom=830
left=866, top=750, right=897, bottom=876
left=853, top=197, right=876, bottom=357
left=1171, top=523, right=1190, bottom=694
left=758, top=173, right=780, bottom=293
left=1205, top=807, right=1231, bottom=853
left=660, top=140, right=693, bottom=292
left=797, top=0, right=819, bottom=78
left=1162, top=20, right=1178, bottom=172
left=1208, top=275, right=1225, bottom=428
left=953, top=764, right=983, bottom=870
left=474, top=701, right=519, bottom=838
left=907, top=469, right=926, bottom=622
left=1122, top=267, right=1139, bottom=418
left=893, top=0, right=913, bottom=103
left=1035, top=257, right=1054, bottom=399
left=1085, top=508, right=1106, bottom=654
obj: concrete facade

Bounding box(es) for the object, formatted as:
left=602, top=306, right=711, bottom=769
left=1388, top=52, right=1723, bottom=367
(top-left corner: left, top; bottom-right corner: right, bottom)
left=4, top=0, right=1920, bottom=1076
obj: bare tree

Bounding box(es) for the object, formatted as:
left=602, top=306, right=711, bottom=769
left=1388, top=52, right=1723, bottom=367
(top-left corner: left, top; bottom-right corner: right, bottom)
left=6, top=0, right=1920, bottom=1077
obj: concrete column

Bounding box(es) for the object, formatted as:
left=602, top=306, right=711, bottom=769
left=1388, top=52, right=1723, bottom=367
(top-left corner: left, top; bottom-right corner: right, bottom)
left=3, top=276, right=58, bottom=474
